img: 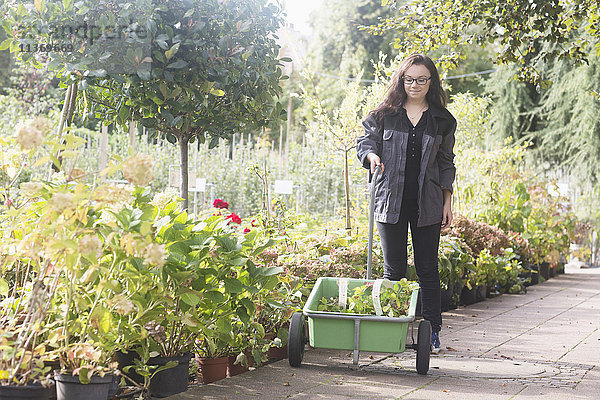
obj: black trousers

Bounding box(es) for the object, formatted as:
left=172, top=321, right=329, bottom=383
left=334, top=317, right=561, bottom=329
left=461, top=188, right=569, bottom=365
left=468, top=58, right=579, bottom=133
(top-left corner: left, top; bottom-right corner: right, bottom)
left=376, top=199, right=442, bottom=333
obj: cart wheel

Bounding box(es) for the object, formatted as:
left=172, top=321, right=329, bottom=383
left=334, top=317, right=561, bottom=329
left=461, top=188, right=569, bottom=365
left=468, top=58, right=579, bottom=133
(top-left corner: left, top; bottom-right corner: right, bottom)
left=416, top=319, right=431, bottom=375
left=288, top=312, right=306, bottom=367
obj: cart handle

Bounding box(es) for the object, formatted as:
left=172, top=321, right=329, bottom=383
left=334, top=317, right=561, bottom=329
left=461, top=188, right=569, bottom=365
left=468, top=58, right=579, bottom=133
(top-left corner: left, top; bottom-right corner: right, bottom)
left=367, top=166, right=381, bottom=279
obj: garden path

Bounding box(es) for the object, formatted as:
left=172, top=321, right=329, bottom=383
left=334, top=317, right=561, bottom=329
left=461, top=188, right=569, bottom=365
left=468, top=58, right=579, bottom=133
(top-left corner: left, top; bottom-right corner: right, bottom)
left=169, top=264, right=600, bottom=400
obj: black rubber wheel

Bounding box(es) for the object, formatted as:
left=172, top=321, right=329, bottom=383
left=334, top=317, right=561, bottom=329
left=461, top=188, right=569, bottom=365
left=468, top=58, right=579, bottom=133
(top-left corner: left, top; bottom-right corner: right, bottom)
left=416, top=319, right=431, bottom=375
left=288, top=312, right=306, bottom=367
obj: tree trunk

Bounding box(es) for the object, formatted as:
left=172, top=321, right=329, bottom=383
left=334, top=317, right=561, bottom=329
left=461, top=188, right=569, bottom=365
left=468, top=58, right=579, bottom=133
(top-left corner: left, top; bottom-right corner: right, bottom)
left=52, top=83, right=76, bottom=174
left=99, top=124, right=109, bottom=180
left=129, top=121, right=136, bottom=150
left=344, top=150, right=351, bottom=231
left=286, top=93, right=292, bottom=152
left=179, top=135, right=190, bottom=210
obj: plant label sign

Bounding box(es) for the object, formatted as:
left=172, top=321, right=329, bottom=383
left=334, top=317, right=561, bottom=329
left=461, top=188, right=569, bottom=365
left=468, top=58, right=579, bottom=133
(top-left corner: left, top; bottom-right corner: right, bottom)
left=274, top=180, right=294, bottom=195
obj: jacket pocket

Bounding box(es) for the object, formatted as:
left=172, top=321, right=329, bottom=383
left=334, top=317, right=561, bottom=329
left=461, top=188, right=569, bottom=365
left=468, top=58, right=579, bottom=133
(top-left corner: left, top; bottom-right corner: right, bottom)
left=381, top=129, right=394, bottom=161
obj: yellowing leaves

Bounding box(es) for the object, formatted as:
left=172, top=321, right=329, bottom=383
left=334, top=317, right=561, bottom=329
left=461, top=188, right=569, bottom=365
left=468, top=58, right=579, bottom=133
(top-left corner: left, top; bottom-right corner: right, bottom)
left=209, top=87, right=225, bottom=97
left=165, top=42, right=180, bottom=60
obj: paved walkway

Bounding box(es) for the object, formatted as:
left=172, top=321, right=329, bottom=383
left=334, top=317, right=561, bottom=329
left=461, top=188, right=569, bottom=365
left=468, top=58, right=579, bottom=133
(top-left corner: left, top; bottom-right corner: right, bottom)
left=170, top=265, right=600, bottom=399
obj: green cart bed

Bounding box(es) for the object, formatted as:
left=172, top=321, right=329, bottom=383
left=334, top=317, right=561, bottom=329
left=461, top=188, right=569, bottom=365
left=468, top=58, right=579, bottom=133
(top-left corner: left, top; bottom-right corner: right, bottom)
left=288, top=167, right=432, bottom=375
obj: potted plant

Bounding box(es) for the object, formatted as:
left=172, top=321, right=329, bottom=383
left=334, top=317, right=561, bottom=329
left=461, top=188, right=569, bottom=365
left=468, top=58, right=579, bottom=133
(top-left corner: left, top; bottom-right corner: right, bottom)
left=0, top=275, right=55, bottom=400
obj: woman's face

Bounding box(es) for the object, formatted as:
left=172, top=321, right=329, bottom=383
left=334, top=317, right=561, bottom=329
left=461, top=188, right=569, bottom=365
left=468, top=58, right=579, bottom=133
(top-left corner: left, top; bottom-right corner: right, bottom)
left=402, top=63, right=431, bottom=103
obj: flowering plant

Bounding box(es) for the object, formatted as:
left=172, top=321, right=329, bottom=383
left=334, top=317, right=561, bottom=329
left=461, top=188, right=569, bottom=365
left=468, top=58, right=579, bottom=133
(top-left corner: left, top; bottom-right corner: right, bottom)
left=212, top=198, right=229, bottom=209
left=447, top=215, right=511, bottom=257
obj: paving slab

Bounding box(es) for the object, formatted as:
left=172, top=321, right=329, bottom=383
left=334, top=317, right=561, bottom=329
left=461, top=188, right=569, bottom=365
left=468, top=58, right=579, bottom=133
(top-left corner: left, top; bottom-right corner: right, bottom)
left=168, top=265, right=600, bottom=400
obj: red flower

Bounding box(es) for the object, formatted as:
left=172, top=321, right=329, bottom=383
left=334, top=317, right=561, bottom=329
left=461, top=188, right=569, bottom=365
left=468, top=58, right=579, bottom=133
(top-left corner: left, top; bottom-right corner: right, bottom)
left=226, top=212, right=242, bottom=224
left=243, top=228, right=251, bottom=234
left=213, top=198, right=229, bottom=209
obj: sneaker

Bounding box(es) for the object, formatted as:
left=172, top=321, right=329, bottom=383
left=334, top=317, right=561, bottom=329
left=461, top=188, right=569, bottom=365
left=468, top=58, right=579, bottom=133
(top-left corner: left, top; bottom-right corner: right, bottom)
left=431, top=331, right=441, bottom=354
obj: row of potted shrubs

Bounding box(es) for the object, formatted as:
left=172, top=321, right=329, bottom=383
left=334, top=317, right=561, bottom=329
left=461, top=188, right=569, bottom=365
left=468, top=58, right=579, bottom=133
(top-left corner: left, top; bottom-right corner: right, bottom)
left=0, top=168, right=575, bottom=400
left=0, top=171, right=303, bottom=399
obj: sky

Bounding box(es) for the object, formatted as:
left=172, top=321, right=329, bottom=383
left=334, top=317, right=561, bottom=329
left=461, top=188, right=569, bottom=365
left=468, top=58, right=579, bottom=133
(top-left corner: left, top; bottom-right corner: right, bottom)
left=281, top=0, right=322, bottom=35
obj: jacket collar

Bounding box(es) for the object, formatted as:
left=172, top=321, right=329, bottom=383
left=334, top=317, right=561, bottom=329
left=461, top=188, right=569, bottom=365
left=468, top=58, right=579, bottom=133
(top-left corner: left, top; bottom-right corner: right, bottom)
left=391, top=102, right=452, bottom=121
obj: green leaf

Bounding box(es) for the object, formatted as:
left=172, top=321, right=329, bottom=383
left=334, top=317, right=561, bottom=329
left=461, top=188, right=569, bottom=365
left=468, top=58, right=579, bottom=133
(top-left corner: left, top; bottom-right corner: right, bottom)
left=224, top=278, right=243, bottom=293
left=205, top=290, right=225, bottom=304
left=0, top=278, right=9, bottom=296
left=167, top=59, right=187, bottom=69
left=78, top=367, right=90, bottom=384
left=180, top=292, right=201, bottom=306
left=236, top=305, right=250, bottom=323
left=137, top=67, right=151, bottom=80
left=0, top=38, right=12, bottom=51
left=257, top=266, right=283, bottom=277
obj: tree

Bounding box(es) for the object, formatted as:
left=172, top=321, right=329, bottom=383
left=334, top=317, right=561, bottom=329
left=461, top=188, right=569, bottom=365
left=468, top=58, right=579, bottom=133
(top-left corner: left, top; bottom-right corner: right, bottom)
left=486, top=50, right=600, bottom=184
left=301, top=63, right=387, bottom=231
left=2, top=0, right=287, bottom=209
left=367, top=0, right=600, bottom=86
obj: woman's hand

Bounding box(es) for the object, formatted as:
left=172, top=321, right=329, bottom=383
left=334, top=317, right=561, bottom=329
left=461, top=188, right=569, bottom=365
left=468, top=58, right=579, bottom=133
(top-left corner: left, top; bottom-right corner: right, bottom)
left=366, top=153, right=384, bottom=175
left=442, top=190, right=453, bottom=229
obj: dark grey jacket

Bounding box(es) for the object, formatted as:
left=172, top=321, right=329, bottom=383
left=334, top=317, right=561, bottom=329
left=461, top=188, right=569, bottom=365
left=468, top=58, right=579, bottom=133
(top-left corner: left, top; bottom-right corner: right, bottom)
left=356, top=104, right=456, bottom=227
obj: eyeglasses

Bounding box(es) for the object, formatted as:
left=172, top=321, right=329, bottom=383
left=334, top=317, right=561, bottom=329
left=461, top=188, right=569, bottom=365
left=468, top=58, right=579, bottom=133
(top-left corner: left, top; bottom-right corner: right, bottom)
left=402, top=76, right=431, bottom=85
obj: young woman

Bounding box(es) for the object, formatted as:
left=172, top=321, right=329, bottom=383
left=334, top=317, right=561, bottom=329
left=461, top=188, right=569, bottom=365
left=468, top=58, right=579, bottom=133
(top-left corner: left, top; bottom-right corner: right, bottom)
left=356, top=54, right=456, bottom=353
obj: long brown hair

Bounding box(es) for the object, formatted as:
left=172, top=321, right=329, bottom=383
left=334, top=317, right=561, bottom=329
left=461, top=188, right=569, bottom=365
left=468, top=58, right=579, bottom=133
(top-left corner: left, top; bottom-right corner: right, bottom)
left=370, top=54, right=447, bottom=123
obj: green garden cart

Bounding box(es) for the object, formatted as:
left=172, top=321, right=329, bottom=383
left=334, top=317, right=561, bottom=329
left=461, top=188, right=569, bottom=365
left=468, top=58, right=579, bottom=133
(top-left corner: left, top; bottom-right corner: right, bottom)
left=287, top=167, right=431, bottom=375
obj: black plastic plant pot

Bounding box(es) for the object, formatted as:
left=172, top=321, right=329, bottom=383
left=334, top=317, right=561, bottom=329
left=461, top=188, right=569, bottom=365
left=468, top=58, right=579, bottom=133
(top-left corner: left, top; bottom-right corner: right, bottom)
left=540, top=262, right=550, bottom=280
left=475, top=285, right=486, bottom=302
left=530, top=265, right=539, bottom=285
left=148, top=352, right=192, bottom=398
left=440, top=287, right=452, bottom=312
left=0, top=382, right=54, bottom=400
left=460, top=286, right=477, bottom=306
left=54, top=371, right=113, bottom=400
left=116, top=349, right=144, bottom=384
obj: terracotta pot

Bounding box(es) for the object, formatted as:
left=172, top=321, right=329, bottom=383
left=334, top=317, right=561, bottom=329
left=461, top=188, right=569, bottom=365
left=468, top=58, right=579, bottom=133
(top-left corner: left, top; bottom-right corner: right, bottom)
left=267, top=344, right=288, bottom=361
left=198, top=356, right=228, bottom=384
left=226, top=355, right=249, bottom=377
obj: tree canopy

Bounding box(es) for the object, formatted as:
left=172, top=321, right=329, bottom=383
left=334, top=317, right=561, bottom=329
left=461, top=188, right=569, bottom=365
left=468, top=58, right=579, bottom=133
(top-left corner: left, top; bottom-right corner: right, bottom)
left=2, top=0, right=288, bottom=207
left=368, top=0, right=600, bottom=86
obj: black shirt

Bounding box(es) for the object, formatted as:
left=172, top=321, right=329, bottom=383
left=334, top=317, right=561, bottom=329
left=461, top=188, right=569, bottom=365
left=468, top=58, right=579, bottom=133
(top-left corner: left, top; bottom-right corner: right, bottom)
left=402, top=108, right=428, bottom=200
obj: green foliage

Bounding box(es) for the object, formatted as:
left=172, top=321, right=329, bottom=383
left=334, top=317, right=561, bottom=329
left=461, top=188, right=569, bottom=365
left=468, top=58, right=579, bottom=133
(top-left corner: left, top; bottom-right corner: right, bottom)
left=438, top=235, right=473, bottom=291
left=2, top=0, right=288, bottom=206
left=476, top=248, right=525, bottom=294
left=317, top=279, right=418, bottom=317
left=307, top=0, right=398, bottom=81
left=368, top=0, right=600, bottom=85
